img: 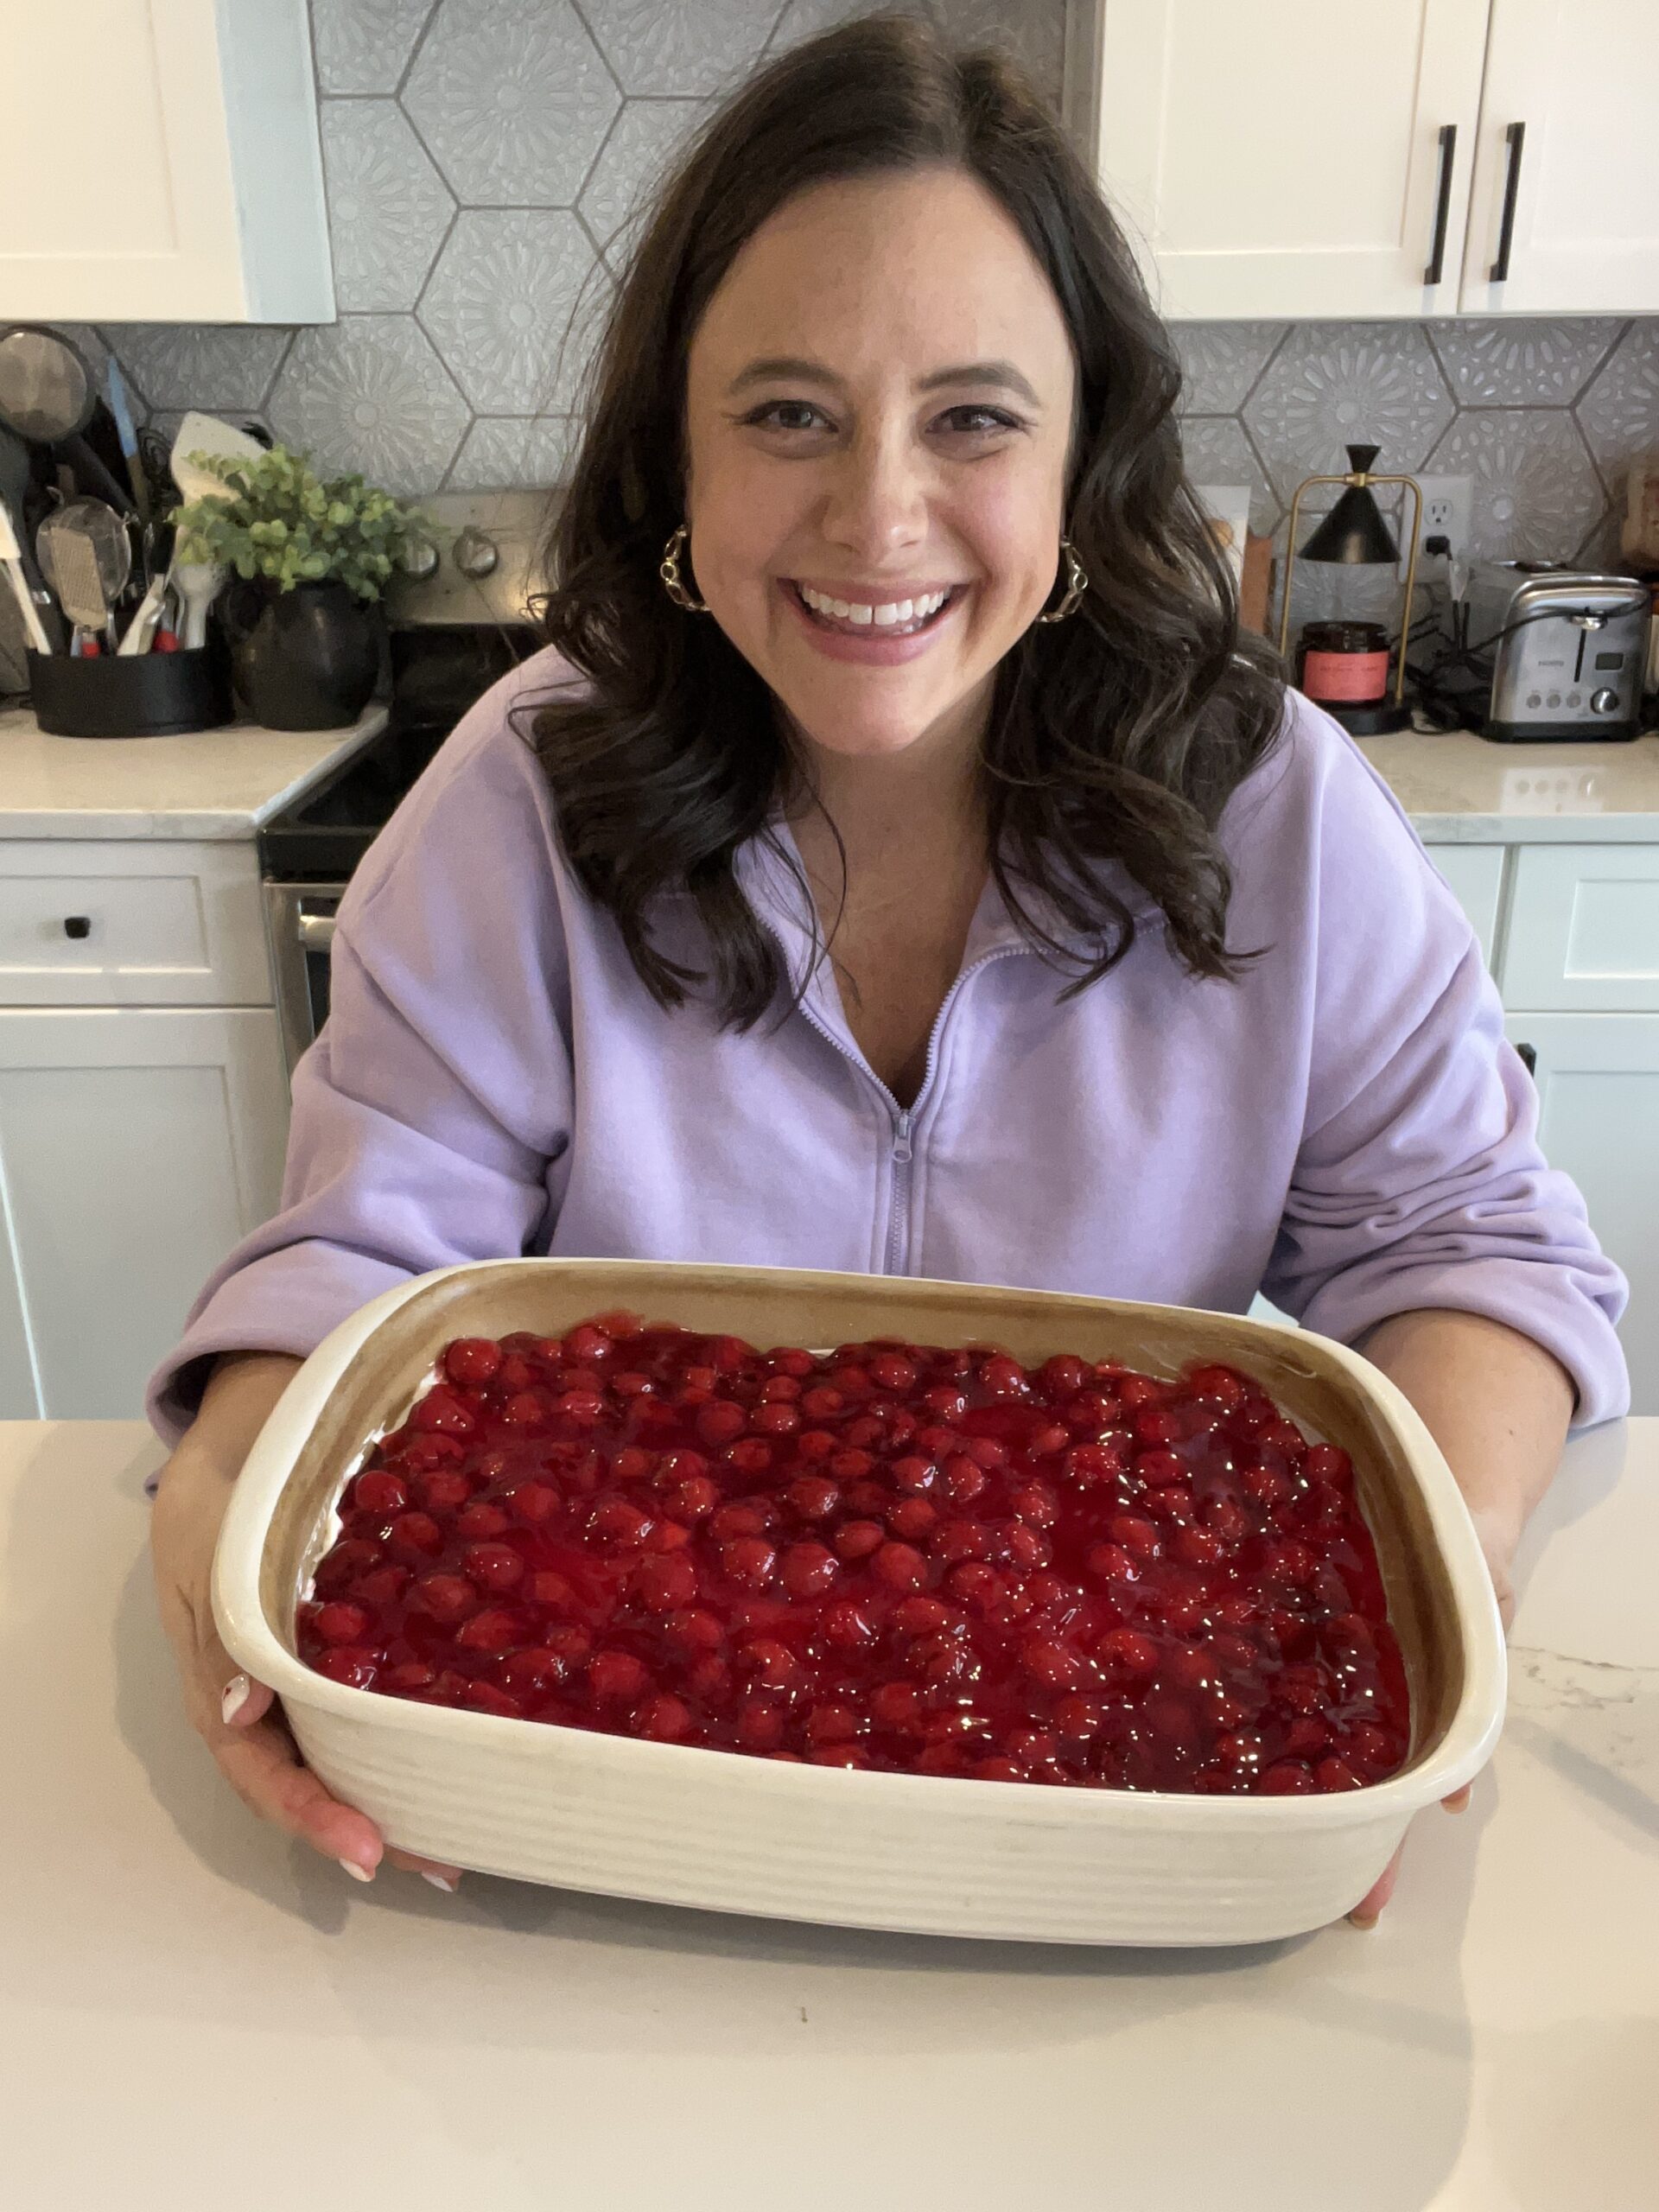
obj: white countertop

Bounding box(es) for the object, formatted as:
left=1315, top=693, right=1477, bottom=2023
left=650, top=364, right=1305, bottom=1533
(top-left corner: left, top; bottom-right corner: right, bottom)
left=2, top=1414, right=1653, bottom=2210
left=1359, top=728, right=1659, bottom=842
left=3, top=696, right=1656, bottom=849
left=0, top=703, right=389, bottom=840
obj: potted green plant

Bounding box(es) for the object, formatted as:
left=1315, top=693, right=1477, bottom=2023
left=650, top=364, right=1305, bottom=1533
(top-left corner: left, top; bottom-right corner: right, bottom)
left=170, top=445, right=423, bottom=729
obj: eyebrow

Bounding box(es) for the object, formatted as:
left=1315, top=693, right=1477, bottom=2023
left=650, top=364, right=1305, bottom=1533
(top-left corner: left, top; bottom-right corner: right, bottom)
left=727, top=354, right=1044, bottom=408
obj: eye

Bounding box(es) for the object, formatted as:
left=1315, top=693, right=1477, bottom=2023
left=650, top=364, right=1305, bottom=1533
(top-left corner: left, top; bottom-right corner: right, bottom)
left=741, top=399, right=830, bottom=432
left=935, top=404, right=1025, bottom=436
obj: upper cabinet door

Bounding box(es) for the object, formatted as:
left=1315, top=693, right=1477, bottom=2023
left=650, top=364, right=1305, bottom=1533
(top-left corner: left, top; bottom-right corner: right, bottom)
left=1459, top=0, right=1659, bottom=314
left=1087, top=0, right=1492, bottom=319
left=0, top=0, right=334, bottom=324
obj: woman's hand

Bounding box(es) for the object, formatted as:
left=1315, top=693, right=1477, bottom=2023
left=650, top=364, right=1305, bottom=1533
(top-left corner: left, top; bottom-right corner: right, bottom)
left=1345, top=1490, right=1523, bottom=1929
left=149, top=1351, right=462, bottom=1893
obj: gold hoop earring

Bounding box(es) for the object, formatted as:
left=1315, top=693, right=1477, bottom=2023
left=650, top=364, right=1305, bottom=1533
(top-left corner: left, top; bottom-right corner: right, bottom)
left=1036, top=537, right=1089, bottom=624
left=659, top=523, right=709, bottom=613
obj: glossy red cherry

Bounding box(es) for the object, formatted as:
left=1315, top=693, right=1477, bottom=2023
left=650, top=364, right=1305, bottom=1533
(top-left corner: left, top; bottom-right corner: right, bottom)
left=302, top=1318, right=1408, bottom=1797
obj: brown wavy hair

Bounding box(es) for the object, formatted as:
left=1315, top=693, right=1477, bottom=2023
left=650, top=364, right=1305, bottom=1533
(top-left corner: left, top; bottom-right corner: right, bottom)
left=529, top=12, right=1287, bottom=1027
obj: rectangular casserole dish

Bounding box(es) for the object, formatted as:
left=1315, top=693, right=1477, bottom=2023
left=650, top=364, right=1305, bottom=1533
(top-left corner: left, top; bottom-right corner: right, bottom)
left=213, top=1259, right=1506, bottom=1946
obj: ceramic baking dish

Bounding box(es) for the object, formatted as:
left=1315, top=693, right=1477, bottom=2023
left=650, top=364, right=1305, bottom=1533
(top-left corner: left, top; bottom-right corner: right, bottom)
left=213, top=1259, right=1506, bottom=1946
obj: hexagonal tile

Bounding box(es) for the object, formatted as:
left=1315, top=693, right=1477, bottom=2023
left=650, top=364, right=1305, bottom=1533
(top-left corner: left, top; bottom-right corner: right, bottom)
left=1423, top=408, right=1605, bottom=564
left=446, top=415, right=582, bottom=490
left=268, top=315, right=470, bottom=495
left=1576, top=319, right=1659, bottom=482
left=931, top=0, right=1066, bottom=111
left=1178, top=415, right=1279, bottom=535
left=582, top=0, right=783, bottom=97
left=1427, top=317, right=1623, bottom=406
left=97, top=324, right=292, bottom=414
left=1243, top=321, right=1454, bottom=510
left=403, top=0, right=620, bottom=207
left=769, top=0, right=1065, bottom=106
left=769, top=0, right=912, bottom=48
left=312, top=0, right=435, bottom=94
left=420, top=210, right=608, bottom=414
left=321, top=100, right=454, bottom=314
left=1171, top=322, right=1286, bottom=415
left=578, top=98, right=709, bottom=259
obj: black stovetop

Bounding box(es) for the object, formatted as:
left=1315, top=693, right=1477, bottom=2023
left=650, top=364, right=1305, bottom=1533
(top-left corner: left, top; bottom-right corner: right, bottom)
left=259, top=625, right=537, bottom=882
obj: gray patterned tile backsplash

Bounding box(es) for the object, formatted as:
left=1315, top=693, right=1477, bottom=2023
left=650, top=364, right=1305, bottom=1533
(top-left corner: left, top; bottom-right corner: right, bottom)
left=92, top=0, right=1654, bottom=584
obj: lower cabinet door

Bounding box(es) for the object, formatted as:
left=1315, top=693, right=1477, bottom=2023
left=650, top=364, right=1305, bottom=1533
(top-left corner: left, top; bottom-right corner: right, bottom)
left=0, top=1007, right=288, bottom=1418
left=1507, top=1012, right=1659, bottom=1418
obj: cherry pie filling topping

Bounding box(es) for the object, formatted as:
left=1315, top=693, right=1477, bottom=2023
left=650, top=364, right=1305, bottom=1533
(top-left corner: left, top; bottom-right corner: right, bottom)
left=296, top=1315, right=1411, bottom=1794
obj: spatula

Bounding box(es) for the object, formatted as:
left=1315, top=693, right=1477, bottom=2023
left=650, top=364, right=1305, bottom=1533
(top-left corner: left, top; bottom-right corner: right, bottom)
left=168, top=412, right=264, bottom=505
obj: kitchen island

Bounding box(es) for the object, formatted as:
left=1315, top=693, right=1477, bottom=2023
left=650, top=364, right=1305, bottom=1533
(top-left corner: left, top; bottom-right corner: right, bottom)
left=3, top=1414, right=1653, bottom=2210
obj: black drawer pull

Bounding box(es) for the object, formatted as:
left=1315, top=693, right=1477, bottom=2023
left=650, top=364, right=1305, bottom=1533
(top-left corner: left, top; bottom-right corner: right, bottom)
left=1424, top=123, right=1457, bottom=284
left=1491, top=120, right=1525, bottom=282
left=1516, top=1041, right=1537, bottom=1077
left=63, top=916, right=92, bottom=940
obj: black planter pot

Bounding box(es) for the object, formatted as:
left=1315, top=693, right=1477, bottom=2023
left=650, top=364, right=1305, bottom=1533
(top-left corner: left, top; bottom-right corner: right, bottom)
left=230, top=579, right=381, bottom=730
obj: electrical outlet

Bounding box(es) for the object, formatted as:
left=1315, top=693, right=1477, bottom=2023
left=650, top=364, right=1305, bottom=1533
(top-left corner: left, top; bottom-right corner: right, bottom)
left=1401, top=474, right=1472, bottom=573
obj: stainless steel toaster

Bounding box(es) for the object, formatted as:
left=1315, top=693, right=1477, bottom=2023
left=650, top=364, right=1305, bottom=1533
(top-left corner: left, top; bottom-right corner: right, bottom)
left=1461, top=562, right=1649, bottom=741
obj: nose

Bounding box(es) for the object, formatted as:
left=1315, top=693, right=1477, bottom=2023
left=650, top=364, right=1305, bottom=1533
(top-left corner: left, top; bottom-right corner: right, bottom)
left=817, top=421, right=929, bottom=563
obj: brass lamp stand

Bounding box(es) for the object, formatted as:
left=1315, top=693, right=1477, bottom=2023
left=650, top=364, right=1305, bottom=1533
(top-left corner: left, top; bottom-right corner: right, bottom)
left=1275, top=442, right=1424, bottom=734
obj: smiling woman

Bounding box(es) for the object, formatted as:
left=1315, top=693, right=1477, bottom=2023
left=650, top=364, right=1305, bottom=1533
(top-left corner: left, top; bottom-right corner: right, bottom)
left=147, top=15, right=1625, bottom=1919
left=535, top=21, right=1285, bottom=1031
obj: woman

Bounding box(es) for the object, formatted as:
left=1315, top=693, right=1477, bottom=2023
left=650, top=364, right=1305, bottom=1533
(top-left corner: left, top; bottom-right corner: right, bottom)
left=149, top=18, right=1626, bottom=1914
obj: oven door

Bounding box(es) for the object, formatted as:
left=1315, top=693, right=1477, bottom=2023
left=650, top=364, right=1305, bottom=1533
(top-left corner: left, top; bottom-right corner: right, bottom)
left=264, top=882, right=343, bottom=1081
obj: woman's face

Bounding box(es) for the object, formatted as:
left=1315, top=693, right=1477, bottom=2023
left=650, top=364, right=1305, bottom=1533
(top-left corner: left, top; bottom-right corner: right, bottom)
left=682, top=165, right=1077, bottom=764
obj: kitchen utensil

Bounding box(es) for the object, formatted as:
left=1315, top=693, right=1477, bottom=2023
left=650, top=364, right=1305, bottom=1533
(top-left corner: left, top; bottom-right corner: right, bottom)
left=213, top=1257, right=1506, bottom=1948
left=38, top=497, right=130, bottom=653
left=171, top=560, right=224, bottom=651
left=117, top=571, right=168, bottom=655
left=0, top=498, right=53, bottom=655
left=103, top=359, right=151, bottom=526
left=0, top=324, right=134, bottom=515
left=168, top=411, right=264, bottom=505
left=0, top=425, right=65, bottom=653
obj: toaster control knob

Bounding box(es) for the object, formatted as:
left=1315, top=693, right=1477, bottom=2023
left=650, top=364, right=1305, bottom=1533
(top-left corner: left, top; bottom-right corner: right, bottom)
left=454, top=527, right=499, bottom=579
left=1591, top=688, right=1620, bottom=714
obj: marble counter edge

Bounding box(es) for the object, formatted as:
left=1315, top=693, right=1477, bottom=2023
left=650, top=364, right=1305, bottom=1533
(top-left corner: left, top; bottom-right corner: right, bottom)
left=0, top=707, right=390, bottom=842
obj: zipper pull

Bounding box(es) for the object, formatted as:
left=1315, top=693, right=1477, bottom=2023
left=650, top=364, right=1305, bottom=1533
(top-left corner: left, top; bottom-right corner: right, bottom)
left=893, top=1111, right=912, bottom=1165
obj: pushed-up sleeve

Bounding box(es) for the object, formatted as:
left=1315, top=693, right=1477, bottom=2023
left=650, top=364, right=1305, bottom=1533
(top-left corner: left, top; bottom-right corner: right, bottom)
left=145, top=697, right=575, bottom=1445
left=1258, top=715, right=1630, bottom=1427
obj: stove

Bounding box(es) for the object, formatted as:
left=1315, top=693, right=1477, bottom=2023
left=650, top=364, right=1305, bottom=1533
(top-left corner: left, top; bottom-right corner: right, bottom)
left=261, top=490, right=551, bottom=1075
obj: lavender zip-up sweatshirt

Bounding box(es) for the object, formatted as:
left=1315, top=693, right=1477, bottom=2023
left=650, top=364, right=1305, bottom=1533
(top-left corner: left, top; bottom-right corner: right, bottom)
left=146, top=647, right=1630, bottom=1444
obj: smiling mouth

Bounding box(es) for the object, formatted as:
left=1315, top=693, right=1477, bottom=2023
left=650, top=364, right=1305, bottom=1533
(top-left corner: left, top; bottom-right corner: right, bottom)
left=787, top=580, right=964, bottom=638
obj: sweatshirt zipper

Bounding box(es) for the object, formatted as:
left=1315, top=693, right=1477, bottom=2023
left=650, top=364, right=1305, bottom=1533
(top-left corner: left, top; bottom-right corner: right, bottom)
left=776, top=938, right=1026, bottom=1276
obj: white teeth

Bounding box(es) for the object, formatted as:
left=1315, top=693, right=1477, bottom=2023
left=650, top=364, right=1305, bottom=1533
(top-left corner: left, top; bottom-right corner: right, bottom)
left=798, top=583, right=950, bottom=632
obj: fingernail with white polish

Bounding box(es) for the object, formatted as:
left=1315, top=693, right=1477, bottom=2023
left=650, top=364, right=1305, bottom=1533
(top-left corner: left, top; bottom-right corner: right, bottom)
left=423, top=1872, right=460, bottom=1893
left=221, top=1673, right=252, bottom=1726
left=338, top=1859, right=374, bottom=1883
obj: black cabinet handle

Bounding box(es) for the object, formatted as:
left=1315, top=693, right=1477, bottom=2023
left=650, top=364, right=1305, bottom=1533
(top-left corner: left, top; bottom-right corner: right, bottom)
left=63, top=916, right=92, bottom=940
left=1516, top=1041, right=1537, bottom=1077
left=1424, top=123, right=1457, bottom=284
left=1490, top=120, right=1525, bottom=282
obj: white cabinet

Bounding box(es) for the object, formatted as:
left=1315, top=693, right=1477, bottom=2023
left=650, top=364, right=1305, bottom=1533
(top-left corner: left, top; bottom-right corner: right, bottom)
left=1503, top=1013, right=1659, bottom=1416
left=0, top=839, right=288, bottom=1419
left=1423, top=843, right=1508, bottom=968
left=1501, top=843, right=1659, bottom=1014
left=1459, top=0, right=1659, bottom=315
left=0, top=840, right=270, bottom=1007
left=0, top=0, right=333, bottom=324
left=0, top=1008, right=286, bottom=1418
left=1078, top=0, right=1659, bottom=318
